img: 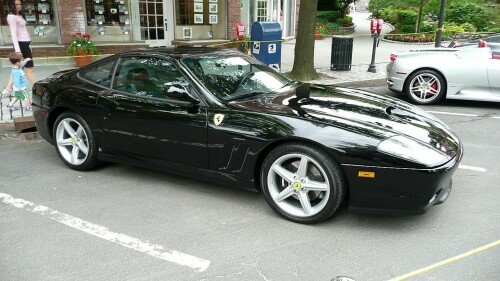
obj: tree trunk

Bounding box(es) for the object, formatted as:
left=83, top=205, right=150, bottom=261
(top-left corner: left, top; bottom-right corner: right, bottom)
left=287, top=0, right=319, bottom=81
left=416, top=0, right=424, bottom=33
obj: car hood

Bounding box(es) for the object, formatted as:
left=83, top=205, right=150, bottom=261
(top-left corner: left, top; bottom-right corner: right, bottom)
left=230, top=84, right=460, bottom=157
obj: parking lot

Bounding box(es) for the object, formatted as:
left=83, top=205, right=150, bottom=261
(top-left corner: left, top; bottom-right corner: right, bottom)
left=1, top=86, right=499, bottom=281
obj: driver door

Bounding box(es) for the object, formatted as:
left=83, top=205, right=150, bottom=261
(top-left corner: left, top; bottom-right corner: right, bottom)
left=99, top=56, right=208, bottom=168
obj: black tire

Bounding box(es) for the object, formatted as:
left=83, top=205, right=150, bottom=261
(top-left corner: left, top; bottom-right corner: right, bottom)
left=53, top=112, right=101, bottom=171
left=260, top=143, right=346, bottom=224
left=405, top=69, right=446, bottom=105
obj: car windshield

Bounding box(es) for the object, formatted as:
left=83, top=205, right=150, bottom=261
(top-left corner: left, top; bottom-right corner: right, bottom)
left=181, top=54, right=291, bottom=101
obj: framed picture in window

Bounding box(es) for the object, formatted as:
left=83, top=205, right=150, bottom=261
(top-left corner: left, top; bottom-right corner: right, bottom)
left=194, top=14, right=203, bottom=24
left=183, top=27, right=192, bottom=39
left=194, top=3, right=203, bottom=12
left=209, top=14, right=218, bottom=24
left=209, top=4, right=217, bottom=13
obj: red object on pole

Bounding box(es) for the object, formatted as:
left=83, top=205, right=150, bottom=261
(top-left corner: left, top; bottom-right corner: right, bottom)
left=377, top=19, right=384, bottom=34
left=370, top=19, right=377, bottom=34
left=236, top=22, right=245, bottom=40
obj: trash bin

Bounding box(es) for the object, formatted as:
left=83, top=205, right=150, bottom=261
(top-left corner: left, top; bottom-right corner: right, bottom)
left=251, top=22, right=282, bottom=72
left=331, top=36, right=353, bottom=71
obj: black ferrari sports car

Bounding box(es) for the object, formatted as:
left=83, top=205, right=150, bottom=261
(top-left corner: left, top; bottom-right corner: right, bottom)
left=32, top=47, right=463, bottom=224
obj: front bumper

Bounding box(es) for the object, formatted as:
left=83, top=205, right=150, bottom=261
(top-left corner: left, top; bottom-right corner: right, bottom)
left=343, top=145, right=463, bottom=215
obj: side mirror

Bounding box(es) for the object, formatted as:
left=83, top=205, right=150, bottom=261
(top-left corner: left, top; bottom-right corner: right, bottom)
left=164, top=84, right=200, bottom=103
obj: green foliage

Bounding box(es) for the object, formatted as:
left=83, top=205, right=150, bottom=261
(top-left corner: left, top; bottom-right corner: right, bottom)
left=445, top=2, right=488, bottom=31
left=315, top=11, right=343, bottom=33
left=336, top=16, right=353, bottom=26
left=488, top=28, right=500, bottom=33
left=442, top=24, right=465, bottom=40
left=460, top=22, right=477, bottom=32
left=419, top=22, right=436, bottom=33
left=67, top=32, right=99, bottom=56
left=316, top=22, right=341, bottom=34
left=397, top=10, right=418, bottom=26
left=316, top=11, right=342, bottom=23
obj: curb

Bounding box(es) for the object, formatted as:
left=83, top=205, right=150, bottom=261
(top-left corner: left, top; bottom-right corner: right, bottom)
left=331, top=78, right=387, bottom=88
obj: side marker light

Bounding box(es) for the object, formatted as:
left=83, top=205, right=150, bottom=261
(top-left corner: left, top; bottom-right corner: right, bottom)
left=358, top=171, right=375, bottom=178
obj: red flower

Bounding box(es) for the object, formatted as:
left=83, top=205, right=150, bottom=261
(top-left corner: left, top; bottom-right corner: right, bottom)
left=76, top=32, right=82, bottom=36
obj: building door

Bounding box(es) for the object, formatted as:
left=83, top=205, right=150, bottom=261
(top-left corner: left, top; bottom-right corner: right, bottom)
left=133, top=0, right=174, bottom=46
left=255, top=0, right=269, bottom=21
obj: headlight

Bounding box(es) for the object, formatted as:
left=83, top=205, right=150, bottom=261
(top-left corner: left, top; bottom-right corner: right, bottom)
left=377, top=135, right=450, bottom=167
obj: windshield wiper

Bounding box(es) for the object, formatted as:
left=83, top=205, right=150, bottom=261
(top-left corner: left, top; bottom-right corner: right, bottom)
left=226, top=91, right=269, bottom=102
left=280, top=81, right=296, bottom=88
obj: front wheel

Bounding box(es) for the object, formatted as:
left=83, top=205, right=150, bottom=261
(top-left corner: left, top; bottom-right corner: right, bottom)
left=260, top=143, right=346, bottom=224
left=53, top=112, right=101, bottom=171
left=405, top=70, right=446, bottom=105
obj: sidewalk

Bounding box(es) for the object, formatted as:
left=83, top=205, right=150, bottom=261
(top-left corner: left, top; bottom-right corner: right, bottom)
left=1, top=12, right=433, bottom=124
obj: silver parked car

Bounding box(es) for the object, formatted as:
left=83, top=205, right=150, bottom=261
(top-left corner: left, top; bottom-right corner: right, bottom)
left=386, top=47, right=500, bottom=104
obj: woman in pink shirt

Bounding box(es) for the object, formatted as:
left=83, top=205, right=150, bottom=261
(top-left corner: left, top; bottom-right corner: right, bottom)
left=6, top=0, right=35, bottom=87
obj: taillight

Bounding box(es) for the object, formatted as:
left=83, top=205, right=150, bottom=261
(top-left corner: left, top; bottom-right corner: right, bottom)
left=390, top=54, right=398, bottom=62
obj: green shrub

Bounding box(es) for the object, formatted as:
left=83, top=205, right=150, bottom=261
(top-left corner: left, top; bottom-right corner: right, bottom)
left=316, top=11, right=342, bottom=23
left=336, top=16, right=353, bottom=27
left=488, top=28, right=500, bottom=33
left=442, top=24, right=464, bottom=40
left=396, top=10, right=417, bottom=27
left=419, top=23, right=435, bottom=33
left=460, top=23, right=477, bottom=33
left=446, top=2, right=488, bottom=31
left=399, top=25, right=416, bottom=33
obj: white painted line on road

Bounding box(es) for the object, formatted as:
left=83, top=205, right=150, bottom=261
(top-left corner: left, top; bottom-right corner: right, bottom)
left=0, top=192, right=210, bottom=272
left=428, top=111, right=500, bottom=120
left=458, top=165, right=486, bottom=172
left=427, top=111, right=478, bottom=117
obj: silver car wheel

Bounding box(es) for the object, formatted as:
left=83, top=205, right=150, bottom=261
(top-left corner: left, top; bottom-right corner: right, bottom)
left=409, top=73, right=442, bottom=103
left=267, top=153, right=330, bottom=218
left=55, top=118, right=89, bottom=166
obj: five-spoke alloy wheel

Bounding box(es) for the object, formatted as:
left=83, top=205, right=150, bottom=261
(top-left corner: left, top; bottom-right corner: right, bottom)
left=53, top=112, right=100, bottom=171
left=405, top=70, right=446, bottom=105
left=261, top=143, right=346, bottom=224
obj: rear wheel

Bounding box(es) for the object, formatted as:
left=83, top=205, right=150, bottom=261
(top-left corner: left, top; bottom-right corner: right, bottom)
left=53, top=112, right=101, bottom=171
left=260, top=143, right=346, bottom=224
left=405, top=70, right=446, bottom=105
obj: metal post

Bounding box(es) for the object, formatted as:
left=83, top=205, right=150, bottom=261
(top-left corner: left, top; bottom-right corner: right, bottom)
left=435, top=0, right=447, bottom=48
left=367, top=33, right=379, bottom=73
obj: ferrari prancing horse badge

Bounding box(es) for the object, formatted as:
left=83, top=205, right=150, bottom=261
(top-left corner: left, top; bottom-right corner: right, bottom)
left=213, top=114, right=225, bottom=126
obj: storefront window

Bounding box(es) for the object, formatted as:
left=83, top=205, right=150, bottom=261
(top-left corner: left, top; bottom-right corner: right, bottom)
left=0, top=0, right=59, bottom=45
left=174, top=0, right=226, bottom=40
left=0, top=0, right=54, bottom=26
left=84, top=0, right=132, bottom=42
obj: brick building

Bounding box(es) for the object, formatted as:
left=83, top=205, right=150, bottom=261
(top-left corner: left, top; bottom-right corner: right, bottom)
left=0, top=0, right=299, bottom=58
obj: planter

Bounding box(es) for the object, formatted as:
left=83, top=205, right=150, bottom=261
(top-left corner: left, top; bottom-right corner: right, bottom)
left=315, top=30, right=322, bottom=40
left=329, top=24, right=356, bottom=35
left=74, top=50, right=93, bottom=67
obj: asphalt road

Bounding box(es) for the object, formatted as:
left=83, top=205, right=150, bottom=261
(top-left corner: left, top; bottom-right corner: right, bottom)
left=1, top=86, right=499, bottom=281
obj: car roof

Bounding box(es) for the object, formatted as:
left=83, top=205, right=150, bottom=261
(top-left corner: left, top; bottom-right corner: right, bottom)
left=115, top=46, right=243, bottom=59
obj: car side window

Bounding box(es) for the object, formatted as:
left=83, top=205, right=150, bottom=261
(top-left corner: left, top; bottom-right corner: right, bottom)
left=79, top=59, right=116, bottom=88
left=113, top=56, right=190, bottom=100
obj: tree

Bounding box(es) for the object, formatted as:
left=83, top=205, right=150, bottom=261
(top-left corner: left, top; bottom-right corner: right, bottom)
left=287, top=0, right=319, bottom=81
left=335, top=0, right=357, bottom=18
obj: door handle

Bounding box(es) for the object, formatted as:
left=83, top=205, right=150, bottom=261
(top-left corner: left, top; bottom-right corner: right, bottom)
left=164, top=19, right=168, bottom=31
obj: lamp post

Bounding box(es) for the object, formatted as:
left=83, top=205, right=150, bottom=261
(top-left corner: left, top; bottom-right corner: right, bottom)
left=435, top=0, right=447, bottom=47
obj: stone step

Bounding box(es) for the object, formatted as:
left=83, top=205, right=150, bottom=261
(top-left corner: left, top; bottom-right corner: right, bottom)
left=13, top=116, right=36, bottom=132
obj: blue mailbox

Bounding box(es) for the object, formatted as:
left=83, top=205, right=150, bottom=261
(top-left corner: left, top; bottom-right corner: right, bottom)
left=251, top=22, right=282, bottom=72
